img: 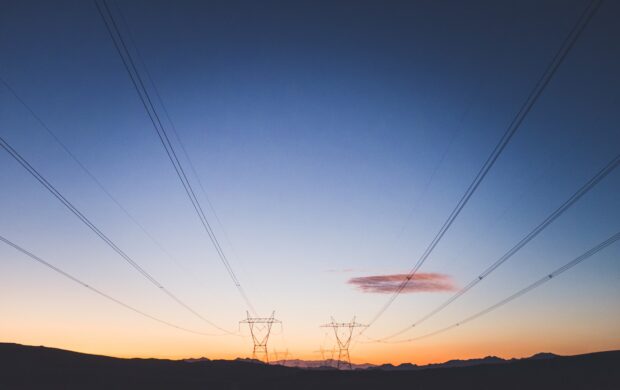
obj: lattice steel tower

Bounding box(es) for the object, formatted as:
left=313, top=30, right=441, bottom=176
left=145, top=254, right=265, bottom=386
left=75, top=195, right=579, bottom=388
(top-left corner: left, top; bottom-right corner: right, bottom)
left=240, top=311, right=281, bottom=363
left=314, top=346, right=336, bottom=362
left=320, top=316, right=367, bottom=369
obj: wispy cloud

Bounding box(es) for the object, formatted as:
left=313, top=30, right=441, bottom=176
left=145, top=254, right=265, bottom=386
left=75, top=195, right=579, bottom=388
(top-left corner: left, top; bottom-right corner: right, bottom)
left=348, top=273, right=456, bottom=294
left=325, top=268, right=358, bottom=273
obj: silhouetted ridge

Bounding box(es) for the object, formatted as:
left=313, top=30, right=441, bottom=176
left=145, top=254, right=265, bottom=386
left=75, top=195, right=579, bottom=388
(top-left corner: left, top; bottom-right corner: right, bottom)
left=1, top=343, right=619, bottom=389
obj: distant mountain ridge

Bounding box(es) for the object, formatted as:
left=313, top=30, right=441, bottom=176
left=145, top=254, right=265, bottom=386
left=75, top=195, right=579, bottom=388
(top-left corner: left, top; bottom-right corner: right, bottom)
left=261, top=352, right=559, bottom=370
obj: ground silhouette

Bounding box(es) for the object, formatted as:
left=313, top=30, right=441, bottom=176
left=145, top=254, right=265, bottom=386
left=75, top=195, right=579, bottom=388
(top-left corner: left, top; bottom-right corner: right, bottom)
left=1, top=343, right=618, bottom=389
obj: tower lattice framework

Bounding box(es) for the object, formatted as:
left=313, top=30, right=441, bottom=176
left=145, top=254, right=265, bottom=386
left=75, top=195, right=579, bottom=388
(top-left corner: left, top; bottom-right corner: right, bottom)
left=240, top=311, right=281, bottom=363
left=320, top=316, right=367, bottom=369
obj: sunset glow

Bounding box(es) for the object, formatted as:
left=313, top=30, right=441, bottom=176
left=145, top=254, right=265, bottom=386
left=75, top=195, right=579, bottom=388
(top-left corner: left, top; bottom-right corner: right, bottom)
left=1, top=0, right=619, bottom=369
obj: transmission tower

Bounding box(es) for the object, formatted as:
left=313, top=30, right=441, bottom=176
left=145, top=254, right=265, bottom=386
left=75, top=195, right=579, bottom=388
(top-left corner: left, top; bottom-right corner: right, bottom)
left=314, top=346, right=336, bottom=365
left=240, top=311, right=281, bottom=363
left=320, top=317, right=367, bottom=369
left=272, top=349, right=289, bottom=366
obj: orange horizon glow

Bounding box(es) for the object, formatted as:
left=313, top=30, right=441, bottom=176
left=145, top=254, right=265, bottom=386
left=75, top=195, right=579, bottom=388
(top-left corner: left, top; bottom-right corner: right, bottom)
left=4, top=323, right=619, bottom=366
left=2, top=0, right=620, bottom=372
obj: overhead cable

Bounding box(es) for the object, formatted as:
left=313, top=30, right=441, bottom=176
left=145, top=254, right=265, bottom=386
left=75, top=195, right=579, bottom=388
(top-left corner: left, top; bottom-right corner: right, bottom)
left=364, top=0, right=602, bottom=330
left=0, top=234, right=230, bottom=337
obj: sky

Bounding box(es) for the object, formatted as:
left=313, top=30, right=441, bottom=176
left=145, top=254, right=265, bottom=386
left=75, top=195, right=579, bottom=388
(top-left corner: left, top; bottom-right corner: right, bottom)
left=0, top=0, right=619, bottom=365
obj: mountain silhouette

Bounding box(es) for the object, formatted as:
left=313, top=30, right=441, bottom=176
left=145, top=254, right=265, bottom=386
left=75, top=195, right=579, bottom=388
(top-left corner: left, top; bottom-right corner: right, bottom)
left=1, top=343, right=618, bottom=389
left=267, top=353, right=555, bottom=370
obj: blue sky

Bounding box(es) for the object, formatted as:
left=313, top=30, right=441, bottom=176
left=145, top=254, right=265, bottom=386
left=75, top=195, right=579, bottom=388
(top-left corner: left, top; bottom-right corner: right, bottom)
left=1, top=0, right=619, bottom=363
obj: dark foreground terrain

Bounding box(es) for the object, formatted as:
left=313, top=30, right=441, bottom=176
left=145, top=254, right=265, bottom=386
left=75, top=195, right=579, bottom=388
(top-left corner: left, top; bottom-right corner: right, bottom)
left=1, top=343, right=618, bottom=389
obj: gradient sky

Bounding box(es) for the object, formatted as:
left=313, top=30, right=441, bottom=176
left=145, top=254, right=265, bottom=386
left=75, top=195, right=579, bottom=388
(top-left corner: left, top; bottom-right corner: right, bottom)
left=1, top=0, right=619, bottom=365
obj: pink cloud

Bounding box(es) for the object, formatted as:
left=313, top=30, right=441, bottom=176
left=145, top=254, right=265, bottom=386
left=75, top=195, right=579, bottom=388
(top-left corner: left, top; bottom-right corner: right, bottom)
left=348, top=273, right=456, bottom=294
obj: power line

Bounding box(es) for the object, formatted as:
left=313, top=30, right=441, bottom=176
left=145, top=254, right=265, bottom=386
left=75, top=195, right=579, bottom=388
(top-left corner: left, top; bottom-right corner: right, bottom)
left=395, top=70, right=486, bottom=240
left=380, top=231, right=620, bottom=343
left=94, top=0, right=256, bottom=315
left=109, top=1, right=250, bottom=300
left=363, top=0, right=602, bottom=330
left=396, top=123, right=461, bottom=239
left=0, top=133, right=235, bottom=335
left=397, top=20, right=514, bottom=242
left=0, top=234, right=227, bottom=337
left=0, top=76, right=204, bottom=288
left=376, top=153, right=620, bottom=341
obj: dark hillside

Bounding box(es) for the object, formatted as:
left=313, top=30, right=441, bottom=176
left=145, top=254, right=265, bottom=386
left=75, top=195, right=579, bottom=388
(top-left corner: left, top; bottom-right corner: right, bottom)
left=0, top=343, right=618, bottom=390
